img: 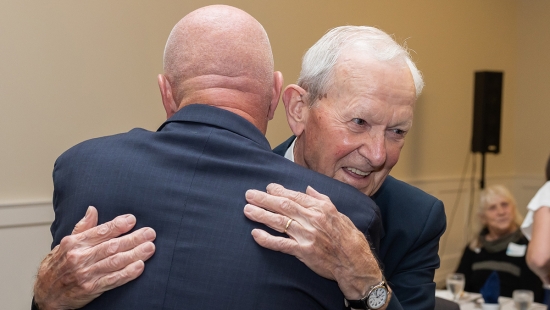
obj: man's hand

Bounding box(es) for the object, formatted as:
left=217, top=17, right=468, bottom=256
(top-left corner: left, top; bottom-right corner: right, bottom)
left=243, top=183, right=385, bottom=303
left=33, top=206, right=156, bottom=310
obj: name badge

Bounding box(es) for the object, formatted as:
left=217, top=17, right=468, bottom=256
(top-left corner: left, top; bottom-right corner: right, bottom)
left=506, top=242, right=526, bottom=257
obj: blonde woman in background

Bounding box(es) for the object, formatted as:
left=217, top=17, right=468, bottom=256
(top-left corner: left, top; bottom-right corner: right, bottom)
left=521, top=155, right=550, bottom=287
left=456, top=185, right=543, bottom=302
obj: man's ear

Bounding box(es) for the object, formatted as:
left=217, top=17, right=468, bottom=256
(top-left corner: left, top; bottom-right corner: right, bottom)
left=282, top=84, right=308, bottom=136
left=267, top=71, right=283, bottom=120
left=158, top=74, right=178, bottom=119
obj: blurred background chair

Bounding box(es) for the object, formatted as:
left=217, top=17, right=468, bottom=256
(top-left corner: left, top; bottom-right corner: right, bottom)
left=435, top=296, right=460, bottom=310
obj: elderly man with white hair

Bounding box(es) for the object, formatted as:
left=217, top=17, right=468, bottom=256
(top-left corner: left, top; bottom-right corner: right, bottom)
left=247, top=26, right=446, bottom=309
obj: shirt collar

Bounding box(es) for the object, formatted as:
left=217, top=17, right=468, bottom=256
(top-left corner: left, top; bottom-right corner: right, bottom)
left=284, top=137, right=296, bottom=162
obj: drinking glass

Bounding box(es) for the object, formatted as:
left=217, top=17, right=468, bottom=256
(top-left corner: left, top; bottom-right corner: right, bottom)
left=446, top=273, right=465, bottom=301
left=513, top=290, right=533, bottom=310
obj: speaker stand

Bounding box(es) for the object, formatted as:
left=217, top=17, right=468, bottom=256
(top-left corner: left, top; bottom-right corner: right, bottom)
left=480, top=152, right=486, bottom=189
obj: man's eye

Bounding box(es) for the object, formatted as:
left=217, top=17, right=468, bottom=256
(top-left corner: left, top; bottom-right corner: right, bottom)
left=392, top=129, right=407, bottom=136
left=352, top=118, right=366, bottom=126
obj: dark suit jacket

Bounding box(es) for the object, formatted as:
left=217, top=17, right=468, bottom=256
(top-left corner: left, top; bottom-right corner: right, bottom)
left=50, top=105, right=382, bottom=309
left=274, top=137, right=447, bottom=310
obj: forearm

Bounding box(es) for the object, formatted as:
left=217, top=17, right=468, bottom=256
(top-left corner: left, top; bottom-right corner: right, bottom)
left=526, top=207, right=550, bottom=284
left=336, top=230, right=383, bottom=299
left=339, top=234, right=390, bottom=310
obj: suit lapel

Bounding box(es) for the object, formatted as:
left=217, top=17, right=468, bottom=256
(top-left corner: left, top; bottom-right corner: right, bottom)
left=272, top=136, right=296, bottom=156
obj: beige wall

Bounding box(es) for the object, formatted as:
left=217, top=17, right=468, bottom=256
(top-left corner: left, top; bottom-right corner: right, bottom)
left=2, top=0, right=548, bottom=202
left=515, top=1, right=550, bottom=177
left=1, top=0, right=550, bottom=307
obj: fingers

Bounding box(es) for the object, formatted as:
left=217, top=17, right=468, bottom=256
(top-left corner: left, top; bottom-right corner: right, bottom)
left=72, top=206, right=99, bottom=235
left=88, top=227, right=156, bottom=264
left=58, top=219, right=155, bottom=279
left=245, top=189, right=307, bottom=221
left=250, top=229, right=296, bottom=255
left=244, top=204, right=296, bottom=234
left=246, top=184, right=328, bottom=219
left=96, top=260, right=146, bottom=292
left=89, top=241, right=155, bottom=276
left=266, top=183, right=324, bottom=209
left=111, top=260, right=145, bottom=288
left=77, top=214, right=138, bottom=247
left=305, top=186, right=330, bottom=202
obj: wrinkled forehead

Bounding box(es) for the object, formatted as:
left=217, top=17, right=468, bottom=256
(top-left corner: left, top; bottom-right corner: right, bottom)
left=337, top=49, right=411, bottom=79
left=329, top=53, right=416, bottom=109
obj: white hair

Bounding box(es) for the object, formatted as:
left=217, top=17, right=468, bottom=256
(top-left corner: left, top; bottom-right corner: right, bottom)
left=297, top=26, right=424, bottom=105
left=478, top=184, right=523, bottom=226
left=468, top=184, right=523, bottom=250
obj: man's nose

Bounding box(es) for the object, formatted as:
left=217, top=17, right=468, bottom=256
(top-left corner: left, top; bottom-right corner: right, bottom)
left=358, top=131, right=386, bottom=168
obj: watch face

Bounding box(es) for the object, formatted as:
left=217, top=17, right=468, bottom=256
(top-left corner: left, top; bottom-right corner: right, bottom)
left=367, top=287, right=387, bottom=309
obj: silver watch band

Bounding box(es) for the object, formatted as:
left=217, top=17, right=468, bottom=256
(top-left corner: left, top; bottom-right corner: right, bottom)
left=344, top=275, right=389, bottom=309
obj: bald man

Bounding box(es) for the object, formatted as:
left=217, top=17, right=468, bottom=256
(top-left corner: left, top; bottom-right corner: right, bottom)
left=32, top=5, right=383, bottom=310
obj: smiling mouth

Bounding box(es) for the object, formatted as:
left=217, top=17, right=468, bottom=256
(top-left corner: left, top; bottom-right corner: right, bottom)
left=345, top=167, right=371, bottom=177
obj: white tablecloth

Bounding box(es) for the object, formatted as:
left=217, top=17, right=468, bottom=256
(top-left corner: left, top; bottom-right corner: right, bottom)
left=436, top=289, right=548, bottom=309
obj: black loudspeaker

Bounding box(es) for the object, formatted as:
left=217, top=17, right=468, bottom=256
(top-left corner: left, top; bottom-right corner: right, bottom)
left=471, top=71, right=503, bottom=154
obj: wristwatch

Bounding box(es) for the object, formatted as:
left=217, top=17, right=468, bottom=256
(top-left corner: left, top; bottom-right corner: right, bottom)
left=344, top=275, right=390, bottom=309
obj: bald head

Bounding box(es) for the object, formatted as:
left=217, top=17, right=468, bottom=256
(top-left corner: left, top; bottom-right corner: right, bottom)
left=165, top=6, right=273, bottom=81
left=159, top=5, right=281, bottom=132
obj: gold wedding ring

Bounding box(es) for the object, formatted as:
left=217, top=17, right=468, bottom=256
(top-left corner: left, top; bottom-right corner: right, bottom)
left=284, top=218, right=293, bottom=234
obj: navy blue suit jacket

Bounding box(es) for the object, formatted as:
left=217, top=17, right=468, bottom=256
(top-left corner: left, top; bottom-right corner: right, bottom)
left=274, top=137, right=446, bottom=310
left=50, top=105, right=382, bottom=309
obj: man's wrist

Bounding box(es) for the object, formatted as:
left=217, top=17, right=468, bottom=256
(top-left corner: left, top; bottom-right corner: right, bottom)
left=339, top=238, right=383, bottom=299
left=344, top=275, right=391, bottom=310
left=342, top=258, right=383, bottom=300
